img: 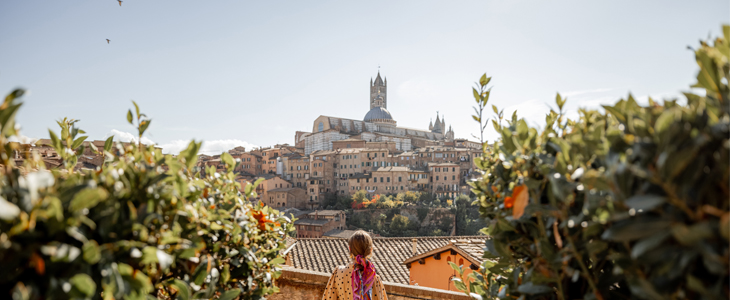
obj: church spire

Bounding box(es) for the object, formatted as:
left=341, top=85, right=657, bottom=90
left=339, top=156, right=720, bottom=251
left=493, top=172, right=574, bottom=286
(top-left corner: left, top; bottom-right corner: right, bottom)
left=370, top=70, right=387, bottom=110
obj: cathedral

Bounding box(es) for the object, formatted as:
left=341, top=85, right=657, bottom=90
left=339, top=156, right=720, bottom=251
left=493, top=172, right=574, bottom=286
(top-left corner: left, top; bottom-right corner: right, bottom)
left=298, top=72, right=455, bottom=154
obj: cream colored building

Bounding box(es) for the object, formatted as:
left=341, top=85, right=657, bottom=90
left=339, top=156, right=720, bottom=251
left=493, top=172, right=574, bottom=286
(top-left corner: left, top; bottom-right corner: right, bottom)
left=299, top=72, right=455, bottom=155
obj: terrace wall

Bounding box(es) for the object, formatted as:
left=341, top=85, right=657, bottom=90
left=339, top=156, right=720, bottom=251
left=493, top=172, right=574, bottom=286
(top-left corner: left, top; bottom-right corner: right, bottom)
left=270, top=267, right=471, bottom=300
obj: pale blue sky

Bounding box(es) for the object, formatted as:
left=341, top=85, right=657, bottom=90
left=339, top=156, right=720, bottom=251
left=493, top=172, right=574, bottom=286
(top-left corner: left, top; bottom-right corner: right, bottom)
left=1, top=1, right=728, bottom=154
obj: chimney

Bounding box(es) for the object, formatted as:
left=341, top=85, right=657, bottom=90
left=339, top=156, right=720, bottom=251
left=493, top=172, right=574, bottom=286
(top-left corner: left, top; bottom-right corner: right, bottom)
left=411, top=238, right=418, bottom=256
left=315, top=210, right=318, bottom=219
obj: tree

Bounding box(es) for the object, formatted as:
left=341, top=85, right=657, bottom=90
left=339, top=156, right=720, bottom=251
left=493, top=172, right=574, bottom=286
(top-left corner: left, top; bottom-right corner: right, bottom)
left=0, top=99, right=294, bottom=300
left=389, top=215, right=410, bottom=234
left=455, top=25, right=730, bottom=300
left=454, top=195, right=469, bottom=235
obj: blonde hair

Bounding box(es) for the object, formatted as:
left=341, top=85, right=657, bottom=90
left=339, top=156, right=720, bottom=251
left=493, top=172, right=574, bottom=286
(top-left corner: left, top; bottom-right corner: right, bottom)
left=348, top=230, right=373, bottom=258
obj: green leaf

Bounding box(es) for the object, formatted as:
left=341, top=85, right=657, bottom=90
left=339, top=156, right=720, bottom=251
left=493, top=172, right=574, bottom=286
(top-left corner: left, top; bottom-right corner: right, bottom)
left=556, top=93, right=566, bottom=110
left=631, top=232, right=670, bottom=259
left=492, top=119, right=500, bottom=132
left=104, top=136, right=114, bottom=152
left=82, top=241, right=101, bottom=264
left=48, top=129, right=61, bottom=151
left=69, top=273, right=96, bottom=297
left=671, top=222, right=713, bottom=246
left=132, top=101, right=140, bottom=119
left=221, top=152, right=235, bottom=168
left=219, top=289, right=242, bottom=300
left=479, top=73, right=489, bottom=86
left=601, top=218, right=671, bottom=242
left=602, top=105, right=626, bottom=123
left=492, top=105, right=499, bottom=114
left=452, top=278, right=467, bottom=292
left=269, top=257, right=286, bottom=266
left=89, top=142, right=99, bottom=154
left=140, top=247, right=158, bottom=265
left=654, top=109, right=677, bottom=133
left=448, top=261, right=461, bottom=273
left=624, top=195, right=666, bottom=211
left=168, top=279, right=190, bottom=300
left=473, top=88, right=480, bottom=102
left=139, top=120, right=151, bottom=136
left=517, top=282, right=553, bottom=294
left=4, top=88, right=25, bottom=105
left=127, top=110, right=133, bottom=124
left=69, top=188, right=109, bottom=212
left=71, top=136, right=88, bottom=150
left=0, top=103, right=22, bottom=137
left=482, top=90, right=490, bottom=106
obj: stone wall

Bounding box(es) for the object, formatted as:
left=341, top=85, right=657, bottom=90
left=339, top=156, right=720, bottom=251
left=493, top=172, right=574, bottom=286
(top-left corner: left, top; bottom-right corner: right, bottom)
left=270, top=267, right=471, bottom=300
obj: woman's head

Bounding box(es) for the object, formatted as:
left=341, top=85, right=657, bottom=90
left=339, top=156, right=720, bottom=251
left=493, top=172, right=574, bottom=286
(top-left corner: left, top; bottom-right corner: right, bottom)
left=348, top=230, right=373, bottom=258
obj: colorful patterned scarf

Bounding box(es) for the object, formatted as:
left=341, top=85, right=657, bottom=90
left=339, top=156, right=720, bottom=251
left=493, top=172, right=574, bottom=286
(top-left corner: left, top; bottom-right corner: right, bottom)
left=351, top=255, right=375, bottom=300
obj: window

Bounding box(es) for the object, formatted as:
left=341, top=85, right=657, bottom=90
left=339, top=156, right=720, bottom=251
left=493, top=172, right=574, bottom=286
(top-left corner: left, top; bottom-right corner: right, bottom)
left=436, top=176, right=439, bottom=180
left=318, top=122, right=324, bottom=132
left=398, top=177, right=402, bottom=182
left=452, top=167, right=456, bottom=172
left=453, top=176, right=455, bottom=180
left=387, top=177, right=390, bottom=183
left=374, top=177, right=377, bottom=183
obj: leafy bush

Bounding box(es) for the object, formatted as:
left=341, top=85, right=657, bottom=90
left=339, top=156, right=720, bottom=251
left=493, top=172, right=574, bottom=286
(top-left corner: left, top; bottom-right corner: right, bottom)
left=0, top=96, right=294, bottom=300
left=455, top=26, right=729, bottom=299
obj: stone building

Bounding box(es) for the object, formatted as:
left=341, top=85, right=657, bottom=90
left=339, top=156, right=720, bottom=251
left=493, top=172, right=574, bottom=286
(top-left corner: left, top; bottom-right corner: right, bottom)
left=299, top=72, right=455, bottom=155
left=293, top=210, right=347, bottom=238
left=429, top=163, right=461, bottom=199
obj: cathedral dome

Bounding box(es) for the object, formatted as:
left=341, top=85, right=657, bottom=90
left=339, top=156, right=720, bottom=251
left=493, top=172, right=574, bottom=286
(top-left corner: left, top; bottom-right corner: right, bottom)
left=364, top=107, right=394, bottom=122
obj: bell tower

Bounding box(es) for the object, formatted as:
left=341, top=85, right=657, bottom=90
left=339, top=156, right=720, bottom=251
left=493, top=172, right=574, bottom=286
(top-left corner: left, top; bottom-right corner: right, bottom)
left=370, top=71, right=387, bottom=110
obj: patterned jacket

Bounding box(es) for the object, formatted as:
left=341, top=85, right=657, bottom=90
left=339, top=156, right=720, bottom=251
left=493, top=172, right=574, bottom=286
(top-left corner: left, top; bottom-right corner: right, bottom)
left=322, top=262, right=388, bottom=300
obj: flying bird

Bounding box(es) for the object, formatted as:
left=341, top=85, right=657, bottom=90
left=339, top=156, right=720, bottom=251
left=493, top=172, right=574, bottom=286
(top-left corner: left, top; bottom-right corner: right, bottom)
left=118, top=0, right=122, bottom=6
left=106, top=39, right=110, bottom=44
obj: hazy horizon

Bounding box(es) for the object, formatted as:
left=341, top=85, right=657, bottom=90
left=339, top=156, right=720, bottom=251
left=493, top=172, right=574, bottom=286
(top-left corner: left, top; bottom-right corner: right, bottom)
left=1, top=1, right=728, bottom=154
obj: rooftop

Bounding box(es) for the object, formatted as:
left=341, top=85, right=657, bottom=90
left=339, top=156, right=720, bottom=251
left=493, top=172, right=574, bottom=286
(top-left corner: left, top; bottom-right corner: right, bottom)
left=307, top=210, right=343, bottom=216
left=287, top=236, right=488, bottom=284
left=373, top=166, right=411, bottom=172
left=293, top=219, right=331, bottom=226
left=322, top=229, right=358, bottom=239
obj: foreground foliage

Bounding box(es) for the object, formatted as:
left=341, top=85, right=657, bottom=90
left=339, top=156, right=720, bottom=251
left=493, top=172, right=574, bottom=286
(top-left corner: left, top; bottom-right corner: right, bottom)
left=0, top=98, right=294, bottom=299
left=454, top=25, right=729, bottom=299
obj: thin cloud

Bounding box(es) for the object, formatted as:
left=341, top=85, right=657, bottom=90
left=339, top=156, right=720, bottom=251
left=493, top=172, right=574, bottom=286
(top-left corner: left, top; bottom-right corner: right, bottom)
left=106, top=129, right=155, bottom=145
left=157, top=139, right=258, bottom=155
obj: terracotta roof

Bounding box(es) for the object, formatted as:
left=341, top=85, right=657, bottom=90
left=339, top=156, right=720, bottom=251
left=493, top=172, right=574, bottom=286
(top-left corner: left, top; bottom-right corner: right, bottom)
left=308, top=210, right=343, bottom=216
left=280, top=208, right=310, bottom=219
left=267, top=187, right=300, bottom=192
left=288, top=236, right=488, bottom=284
left=322, top=229, right=358, bottom=239
left=429, top=162, right=459, bottom=166
left=401, top=239, right=488, bottom=267
left=374, top=166, right=411, bottom=172
left=293, top=219, right=330, bottom=226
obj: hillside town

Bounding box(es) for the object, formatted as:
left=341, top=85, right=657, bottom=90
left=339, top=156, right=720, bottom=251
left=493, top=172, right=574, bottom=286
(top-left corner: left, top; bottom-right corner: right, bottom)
left=13, top=72, right=486, bottom=238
